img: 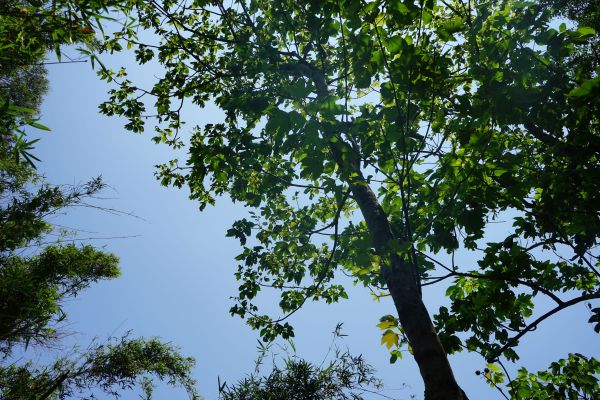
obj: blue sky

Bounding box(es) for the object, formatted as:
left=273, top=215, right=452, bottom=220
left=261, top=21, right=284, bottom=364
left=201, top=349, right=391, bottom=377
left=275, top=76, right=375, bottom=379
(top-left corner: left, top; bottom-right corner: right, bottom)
left=30, top=46, right=599, bottom=400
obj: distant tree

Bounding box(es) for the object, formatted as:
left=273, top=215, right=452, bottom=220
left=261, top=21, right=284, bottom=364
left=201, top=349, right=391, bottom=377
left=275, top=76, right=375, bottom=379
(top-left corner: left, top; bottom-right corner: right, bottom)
left=100, top=0, right=599, bottom=399
left=0, top=180, right=117, bottom=352
left=221, top=324, right=396, bottom=400
left=0, top=335, right=199, bottom=400
left=0, top=64, right=48, bottom=113
left=0, top=169, right=200, bottom=400
left=220, top=354, right=384, bottom=400
left=0, top=2, right=199, bottom=399
left=0, top=151, right=200, bottom=400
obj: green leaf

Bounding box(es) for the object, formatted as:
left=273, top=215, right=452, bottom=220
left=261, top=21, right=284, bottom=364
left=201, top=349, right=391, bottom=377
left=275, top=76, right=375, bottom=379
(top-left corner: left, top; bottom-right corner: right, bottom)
left=390, top=349, right=402, bottom=363
left=29, top=122, right=51, bottom=131
left=577, top=26, right=596, bottom=39
left=8, top=105, right=36, bottom=114
left=386, top=35, right=404, bottom=53
left=568, top=77, right=600, bottom=98
left=319, top=96, right=345, bottom=115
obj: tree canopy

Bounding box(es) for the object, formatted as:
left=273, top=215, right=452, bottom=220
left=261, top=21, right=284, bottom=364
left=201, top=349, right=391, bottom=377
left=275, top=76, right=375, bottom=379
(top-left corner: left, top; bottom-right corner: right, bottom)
left=99, top=0, right=599, bottom=398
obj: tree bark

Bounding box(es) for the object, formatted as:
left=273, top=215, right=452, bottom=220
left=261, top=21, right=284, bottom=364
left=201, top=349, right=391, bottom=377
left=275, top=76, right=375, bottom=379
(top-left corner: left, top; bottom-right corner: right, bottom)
left=347, top=166, right=467, bottom=400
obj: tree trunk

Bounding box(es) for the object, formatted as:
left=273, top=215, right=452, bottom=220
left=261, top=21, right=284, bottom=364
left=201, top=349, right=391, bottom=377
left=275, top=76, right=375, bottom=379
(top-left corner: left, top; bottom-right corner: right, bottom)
left=347, top=168, right=467, bottom=400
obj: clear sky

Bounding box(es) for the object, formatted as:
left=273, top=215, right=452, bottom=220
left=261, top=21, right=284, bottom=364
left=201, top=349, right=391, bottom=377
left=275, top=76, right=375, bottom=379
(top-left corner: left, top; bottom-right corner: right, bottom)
left=31, top=46, right=598, bottom=400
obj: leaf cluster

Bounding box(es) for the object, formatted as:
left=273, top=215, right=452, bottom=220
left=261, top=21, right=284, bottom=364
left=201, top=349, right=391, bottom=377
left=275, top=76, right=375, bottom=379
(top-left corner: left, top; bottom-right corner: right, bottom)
left=219, top=352, right=382, bottom=400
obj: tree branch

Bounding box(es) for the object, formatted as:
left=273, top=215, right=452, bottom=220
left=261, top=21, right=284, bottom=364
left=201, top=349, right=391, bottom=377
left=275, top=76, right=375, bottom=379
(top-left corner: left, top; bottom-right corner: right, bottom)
left=488, top=292, right=600, bottom=362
